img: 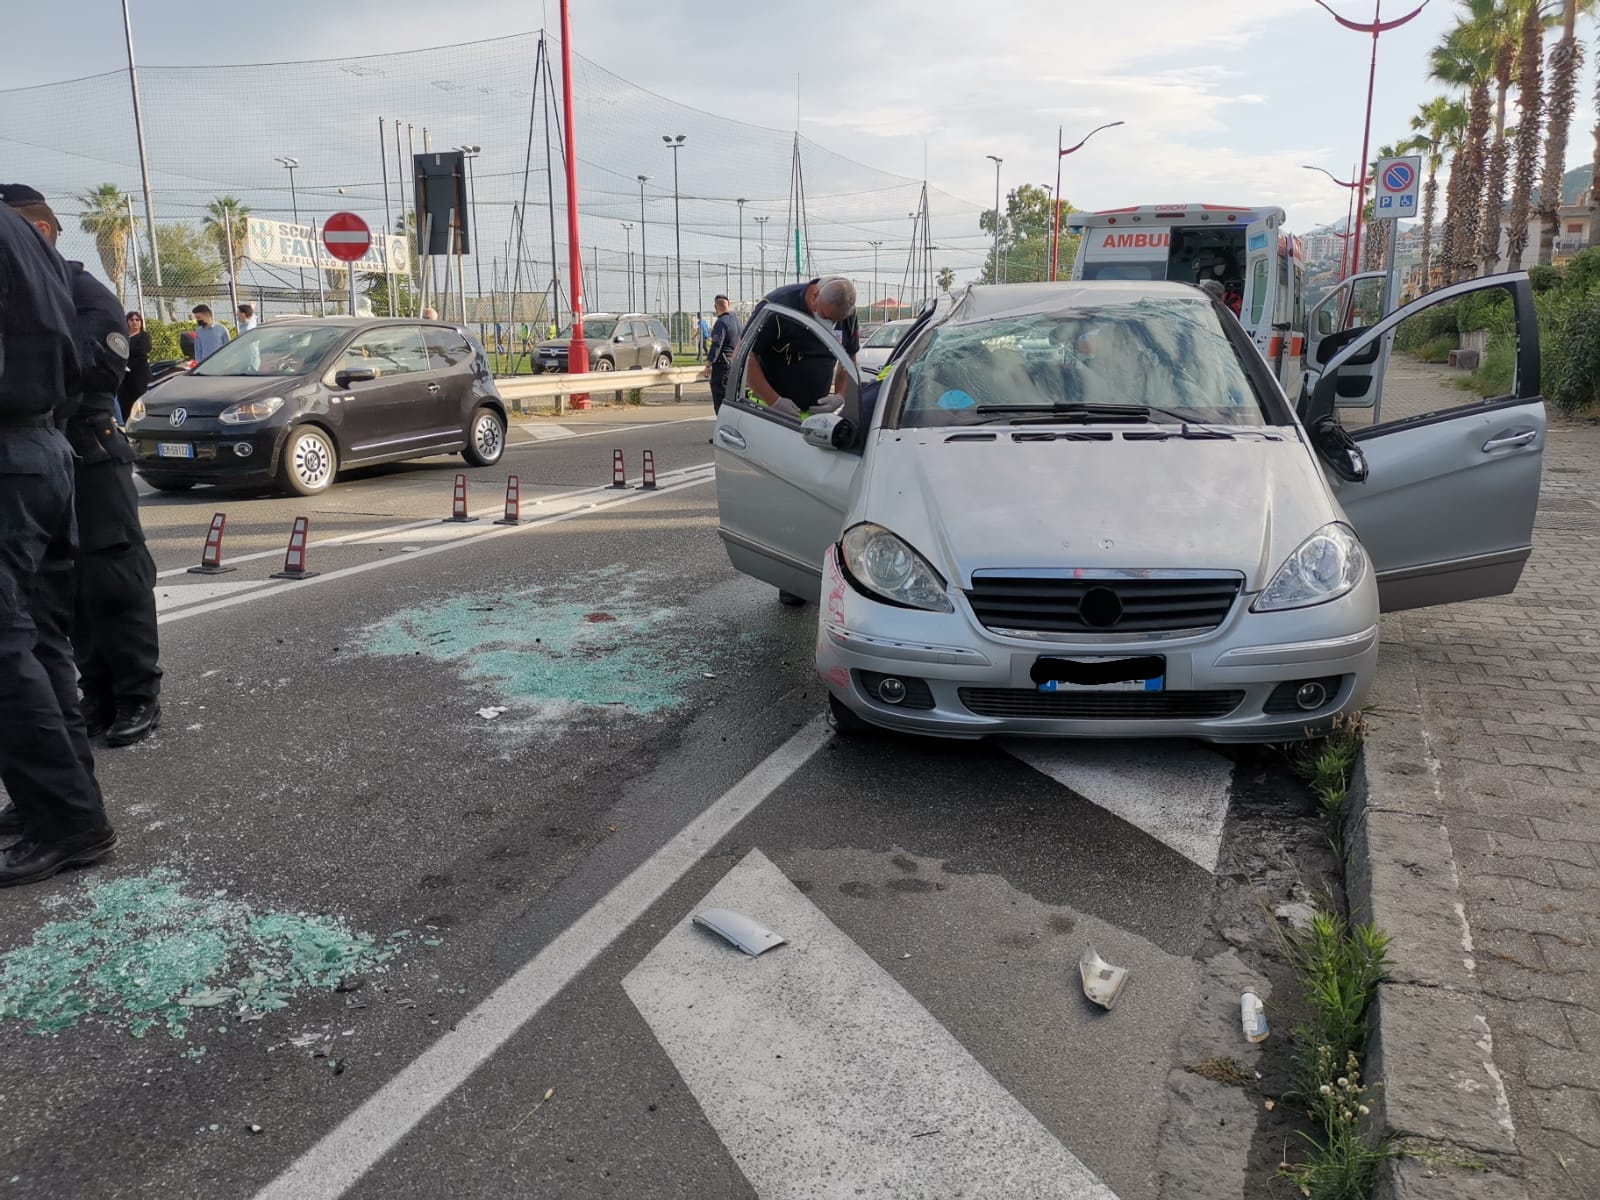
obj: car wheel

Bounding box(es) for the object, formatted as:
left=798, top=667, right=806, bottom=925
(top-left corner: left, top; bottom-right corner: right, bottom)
left=593, top=356, right=615, bottom=372
left=654, top=352, right=673, bottom=369
left=463, top=406, right=506, bottom=467
left=778, top=589, right=807, bottom=607
left=827, top=693, right=872, bottom=737
left=279, top=425, right=338, bottom=496
left=143, top=478, right=196, bottom=493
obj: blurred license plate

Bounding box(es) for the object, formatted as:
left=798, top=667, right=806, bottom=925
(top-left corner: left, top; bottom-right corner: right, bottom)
left=157, top=442, right=194, bottom=459
left=1035, top=655, right=1165, bottom=692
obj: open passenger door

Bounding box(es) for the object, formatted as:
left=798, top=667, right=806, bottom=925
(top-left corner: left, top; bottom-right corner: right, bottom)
left=712, top=304, right=866, bottom=601
left=1304, top=273, right=1544, bottom=613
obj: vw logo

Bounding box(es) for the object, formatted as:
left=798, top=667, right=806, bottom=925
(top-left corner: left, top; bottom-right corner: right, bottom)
left=169, top=409, right=188, bottom=427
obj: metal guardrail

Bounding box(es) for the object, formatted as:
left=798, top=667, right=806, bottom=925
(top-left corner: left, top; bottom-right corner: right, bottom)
left=494, top=365, right=707, bottom=414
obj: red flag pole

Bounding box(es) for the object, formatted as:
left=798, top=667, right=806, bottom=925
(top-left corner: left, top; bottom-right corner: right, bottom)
left=559, top=0, right=590, bottom=407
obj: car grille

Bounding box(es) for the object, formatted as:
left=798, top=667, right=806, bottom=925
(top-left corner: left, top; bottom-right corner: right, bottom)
left=964, top=574, right=1242, bottom=636
left=958, top=688, right=1245, bottom=720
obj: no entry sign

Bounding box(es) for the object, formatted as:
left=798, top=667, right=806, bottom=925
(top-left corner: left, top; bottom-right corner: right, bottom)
left=1374, top=155, right=1422, bottom=218
left=322, top=212, right=372, bottom=262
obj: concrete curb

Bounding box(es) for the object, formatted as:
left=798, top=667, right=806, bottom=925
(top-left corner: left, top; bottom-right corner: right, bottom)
left=1347, top=640, right=1530, bottom=1198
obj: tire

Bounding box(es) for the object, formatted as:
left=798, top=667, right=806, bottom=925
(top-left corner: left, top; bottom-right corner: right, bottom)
left=278, top=425, right=338, bottom=497
left=654, top=352, right=673, bottom=370
left=778, top=589, right=807, bottom=608
left=143, top=478, right=196, bottom=493
left=592, top=356, right=615, bottom=372
left=462, top=406, right=506, bottom=467
left=827, top=693, right=872, bottom=736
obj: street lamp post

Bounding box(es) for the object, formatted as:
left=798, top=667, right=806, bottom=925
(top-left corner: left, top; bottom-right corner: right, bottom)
left=736, top=198, right=747, bottom=305
left=636, top=175, right=649, bottom=314
left=868, top=240, right=881, bottom=321
left=662, top=134, right=686, bottom=352
left=455, top=145, right=484, bottom=331
left=1051, top=120, right=1125, bottom=280
left=985, top=155, right=1003, bottom=283
left=621, top=222, right=635, bottom=310
left=1302, top=163, right=1368, bottom=280
left=274, top=156, right=302, bottom=306
left=754, top=215, right=769, bottom=297
left=1312, top=0, right=1428, bottom=281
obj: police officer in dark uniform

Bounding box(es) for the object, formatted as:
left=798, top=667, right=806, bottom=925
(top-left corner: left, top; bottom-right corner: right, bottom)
left=2, top=186, right=162, bottom=747
left=0, top=200, right=117, bottom=886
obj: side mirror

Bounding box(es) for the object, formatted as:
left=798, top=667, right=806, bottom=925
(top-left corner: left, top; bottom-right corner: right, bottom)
left=1311, top=416, right=1368, bottom=483
left=613, top=334, right=627, bottom=343
left=801, top=412, right=846, bottom=451
left=336, top=367, right=377, bottom=388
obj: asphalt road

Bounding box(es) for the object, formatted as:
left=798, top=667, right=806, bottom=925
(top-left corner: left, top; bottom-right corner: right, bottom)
left=0, top=401, right=1337, bottom=1200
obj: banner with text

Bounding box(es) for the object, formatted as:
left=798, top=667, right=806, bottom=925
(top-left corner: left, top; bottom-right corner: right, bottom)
left=245, top=217, right=410, bottom=274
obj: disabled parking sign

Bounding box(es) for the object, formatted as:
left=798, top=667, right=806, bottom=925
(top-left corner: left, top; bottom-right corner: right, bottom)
left=1374, top=154, right=1422, bottom=220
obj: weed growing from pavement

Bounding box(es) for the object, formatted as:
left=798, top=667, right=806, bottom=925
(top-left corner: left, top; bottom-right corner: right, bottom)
left=1184, top=1056, right=1257, bottom=1089
left=1292, top=713, right=1369, bottom=856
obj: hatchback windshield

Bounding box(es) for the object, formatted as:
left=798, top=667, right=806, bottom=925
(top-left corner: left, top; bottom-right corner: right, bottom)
left=560, top=319, right=618, bottom=339
left=865, top=322, right=912, bottom=349
left=192, top=325, right=346, bottom=377
left=896, top=299, right=1270, bottom=427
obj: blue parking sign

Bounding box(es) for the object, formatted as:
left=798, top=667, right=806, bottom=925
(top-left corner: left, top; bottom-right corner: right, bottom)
left=1379, top=195, right=1393, bottom=209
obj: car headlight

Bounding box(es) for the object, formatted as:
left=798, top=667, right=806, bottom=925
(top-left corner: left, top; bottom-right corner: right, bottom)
left=127, top=399, right=147, bottom=423
left=218, top=397, right=285, bottom=425
left=840, top=523, right=953, bottom=612
left=1253, top=522, right=1366, bottom=612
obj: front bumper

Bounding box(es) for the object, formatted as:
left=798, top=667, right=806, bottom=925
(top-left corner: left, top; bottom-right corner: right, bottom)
left=127, top=424, right=286, bottom=484
left=815, top=544, right=1380, bottom=743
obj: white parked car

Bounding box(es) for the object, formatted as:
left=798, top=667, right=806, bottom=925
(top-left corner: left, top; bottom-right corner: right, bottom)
left=712, top=277, right=1544, bottom=742
left=857, top=319, right=916, bottom=374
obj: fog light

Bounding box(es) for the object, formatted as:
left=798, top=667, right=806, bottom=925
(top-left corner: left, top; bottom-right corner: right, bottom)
left=1295, top=681, right=1328, bottom=711
left=234, top=442, right=254, bottom=458
left=877, top=677, right=908, bottom=705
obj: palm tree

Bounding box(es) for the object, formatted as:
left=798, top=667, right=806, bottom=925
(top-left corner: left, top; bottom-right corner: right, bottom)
left=1431, top=19, right=1495, bottom=281
left=936, top=267, right=955, bottom=292
left=77, top=183, right=131, bottom=304
left=1506, top=0, right=1548, bottom=268
left=1536, top=0, right=1590, bottom=262
left=1411, top=97, right=1466, bottom=289
left=203, top=196, right=250, bottom=280
left=1472, top=1, right=1533, bottom=274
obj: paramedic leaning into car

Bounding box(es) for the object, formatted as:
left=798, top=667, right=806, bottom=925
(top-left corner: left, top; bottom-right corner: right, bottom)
left=744, top=276, right=859, bottom=418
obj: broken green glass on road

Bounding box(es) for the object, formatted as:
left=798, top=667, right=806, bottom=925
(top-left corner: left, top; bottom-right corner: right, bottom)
left=0, top=868, right=402, bottom=1039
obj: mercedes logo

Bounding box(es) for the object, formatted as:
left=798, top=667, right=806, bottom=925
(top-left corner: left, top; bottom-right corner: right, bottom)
left=1078, top=585, right=1125, bottom=629
left=169, top=409, right=188, bottom=427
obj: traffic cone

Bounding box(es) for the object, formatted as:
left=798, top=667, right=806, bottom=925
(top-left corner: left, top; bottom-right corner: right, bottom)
left=609, top=449, right=628, bottom=489
left=494, top=475, right=522, bottom=525
left=186, top=512, right=236, bottom=575
left=640, top=450, right=658, bottom=490
left=270, top=516, right=319, bottom=580
left=442, top=473, right=479, bottom=523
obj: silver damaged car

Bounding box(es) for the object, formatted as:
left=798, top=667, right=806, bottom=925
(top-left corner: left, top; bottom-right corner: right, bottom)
left=712, top=277, right=1543, bottom=741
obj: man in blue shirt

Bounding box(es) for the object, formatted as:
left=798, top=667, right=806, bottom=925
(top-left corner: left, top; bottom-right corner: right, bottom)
left=191, top=304, right=230, bottom=361
left=701, top=295, right=741, bottom=412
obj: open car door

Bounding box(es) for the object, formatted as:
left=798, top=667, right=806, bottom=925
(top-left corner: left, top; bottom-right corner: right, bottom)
left=1304, top=270, right=1385, bottom=369
left=1304, top=273, right=1544, bottom=613
left=1239, top=215, right=1276, bottom=351
left=713, top=304, right=865, bottom=601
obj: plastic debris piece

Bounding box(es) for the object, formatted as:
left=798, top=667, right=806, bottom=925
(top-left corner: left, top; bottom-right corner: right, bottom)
left=544, top=1087, right=555, bottom=1102
left=1078, top=944, right=1129, bottom=1011
left=692, top=909, right=786, bottom=957
left=476, top=706, right=509, bottom=720
left=702, top=672, right=717, bottom=679
left=1241, top=991, right=1270, bottom=1043
left=247, top=1124, right=263, bottom=1135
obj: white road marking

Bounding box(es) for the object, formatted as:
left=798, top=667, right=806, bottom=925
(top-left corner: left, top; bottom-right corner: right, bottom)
left=624, top=850, right=1119, bottom=1200
left=153, top=580, right=271, bottom=613
left=156, top=468, right=715, bottom=626
left=1002, top=740, right=1233, bottom=873
left=250, top=719, right=832, bottom=1200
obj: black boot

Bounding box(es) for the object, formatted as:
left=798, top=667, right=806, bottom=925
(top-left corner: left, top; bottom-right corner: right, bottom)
left=106, top=701, right=161, bottom=747
left=0, top=824, right=118, bottom=887
left=0, top=804, right=22, bottom=838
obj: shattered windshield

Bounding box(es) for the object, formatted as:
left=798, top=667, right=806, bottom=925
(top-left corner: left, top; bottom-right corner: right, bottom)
left=895, top=299, right=1272, bottom=427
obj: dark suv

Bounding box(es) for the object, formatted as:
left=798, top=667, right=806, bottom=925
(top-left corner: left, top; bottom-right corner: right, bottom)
left=534, top=313, right=674, bottom=373
left=125, top=318, right=508, bottom=496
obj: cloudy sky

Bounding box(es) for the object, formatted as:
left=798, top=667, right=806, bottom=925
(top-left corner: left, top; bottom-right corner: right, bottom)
left=8, top=0, right=1597, bottom=291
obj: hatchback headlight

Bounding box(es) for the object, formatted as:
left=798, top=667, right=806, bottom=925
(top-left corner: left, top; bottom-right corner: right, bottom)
left=840, top=523, right=953, bottom=612
left=218, top=397, right=285, bottom=425
left=126, top=399, right=147, bottom=423
left=1253, top=522, right=1366, bottom=612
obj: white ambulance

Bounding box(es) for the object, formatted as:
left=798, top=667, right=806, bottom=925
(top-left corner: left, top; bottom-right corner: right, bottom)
left=1070, top=204, right=1307, bottom=395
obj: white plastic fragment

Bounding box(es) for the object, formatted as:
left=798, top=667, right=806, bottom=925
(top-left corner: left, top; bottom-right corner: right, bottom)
left=1078, top=943, right=1129, bottom=1010
left=692, top=908, right=786, bottom=956
left=1241, top=991, right=1270, bottom=1042
left=476, top=706, right=509, bottom=720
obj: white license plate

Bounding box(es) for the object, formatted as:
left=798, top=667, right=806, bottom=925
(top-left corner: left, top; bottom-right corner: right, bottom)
left=1040, top=677, right=1165, bottom=693
left=157, top=442, right=195, bottom=459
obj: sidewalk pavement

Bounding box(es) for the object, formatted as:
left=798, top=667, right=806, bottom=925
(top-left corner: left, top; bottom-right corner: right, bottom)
left=1353, top=360, right=1600, bottom=1198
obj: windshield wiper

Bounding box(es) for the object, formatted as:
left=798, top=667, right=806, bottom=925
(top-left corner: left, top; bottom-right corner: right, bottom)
left=977, top=402, right=1204, bottom=426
